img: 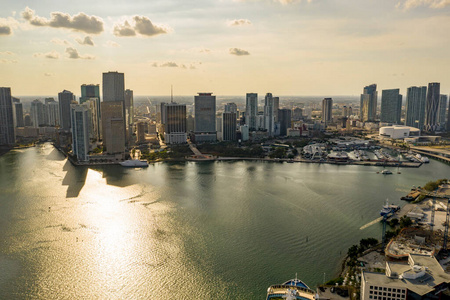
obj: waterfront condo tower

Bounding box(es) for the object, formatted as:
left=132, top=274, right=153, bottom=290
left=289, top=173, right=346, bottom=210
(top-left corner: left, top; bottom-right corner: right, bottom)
left=193, top=93, right=216, bottom=143
left=164, top=103, right=187, bottom=144
left=245, top=93, right=258, bottom=131
left=70, top=104, right=90, bottom=162
left=58, top=90, right=75, bottom=131
left=322, top=98, right=333, bottom=125
left=360, top=84, right=377, bottom=122
left=0, top=87, right=15, bottom=146
left=380, top=89, right=402, bottom=124
left=405, top=86, right=426, bottom=130
left=424, top=82, right=440, bottom=131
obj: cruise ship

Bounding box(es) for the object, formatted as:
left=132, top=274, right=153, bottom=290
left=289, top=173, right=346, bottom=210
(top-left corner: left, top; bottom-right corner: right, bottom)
left=266, top=276, right=316, bottom=300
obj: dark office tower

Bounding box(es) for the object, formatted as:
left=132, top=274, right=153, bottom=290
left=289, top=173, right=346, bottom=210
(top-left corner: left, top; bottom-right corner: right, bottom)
left=0, top=87, right=15, bottom=146
left=101, top=101, right=125, bottom=154
left=80, top=84, right=100, bottom=104
left=447, top=95, right=450, bottom=132
left=222, top=112, right=237, bottom=141
left=102, top=72, right=124, bottom=102
left=193, top=93, right=216, bottom=142
left=380, top=89, right=402, bottom=124
left=24, top=114, right=32, bottom=127
left=58, top=90, right=74, bottom=130
left=273, top=97, right=280, bottom=122
left=245, top=93, right=258, bottom=130
left=425, top=82, right=440, bottom=131
left=360, top=84, right=377, bottom=122
left=224, top=103, right=237, bottom=114
left=438, top=95, right=448, bottom=128
left=125, top=89, right=134, bottom=125
left=102, top=71, right=126, bottom=150
left=164, top=103, right=187, bottom=144
left=405, top=86, right=427, bottom=130
left=160, top=102, right=167, bottom=124
left=278, top=108, right=292, bottom=136
left=14, top=102, right=24, bottom=127
left=292, top=107, right=303, bottom=121
left=322, top=98, right=333, bottom=125
left=264, top=93, right=274, bottom=136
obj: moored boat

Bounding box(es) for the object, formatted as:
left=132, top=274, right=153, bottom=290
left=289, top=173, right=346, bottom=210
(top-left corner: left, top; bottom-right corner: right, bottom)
left=119, top=159, right=149, bottom=167
left=266, top=276, right=316, bottom=300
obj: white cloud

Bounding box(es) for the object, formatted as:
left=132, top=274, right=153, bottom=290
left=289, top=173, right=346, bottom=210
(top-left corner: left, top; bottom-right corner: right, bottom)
left=397, top=0, right=450, bottom=9
left=33, top=51, right=60, bottom=59
left=0, top=58, right=17, bottom=63
left=151, top=61, right=200, bottom=69
left=76, top=36, right=94, bottom=46
left=227, top=19, right=252, bottom=26
left=104, top=40, right=121, bottom=48
left=51, top=38, right=71, bottom=46
left=113, top=16, right=170, bottom=37
left=0, top=51, right=15, bottom=55
left=229, top=48, right=250, bottom=56
left=65, top=47, right=95, bottom=59
left=44, top=72, right=54, bottom=76
left=21, top=7, right=104, bottom=34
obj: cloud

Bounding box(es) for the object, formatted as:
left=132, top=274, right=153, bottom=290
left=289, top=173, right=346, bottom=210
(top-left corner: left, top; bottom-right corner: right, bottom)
left=0, top=51, right=15, bottom=55
left=0, top=25, right=12, bottom=35
left=44, top=73, right=54, bottom=76
left=233, top=0, right=313, bottom=4
left=152, top=61, right=197, bottom=69
left=51, top=38, right=71, bottom=46
left=21, top=7, right=104, bottom=34
left=76, top=36, right=94, bottom=46
left=0, top=58, right=17, bottom=63
left=397, top=0, right=450, bottom=9
left=65, top=47, right=95, bottom=59
left=104, top=40, right=121, bottom=48
left=227, top=19, right=252, bottom=26
left=33, top=51, right=60, bottom=59
left=229, top=48, right=250, bottom=56
left=113, top=16, right=170, bottom=37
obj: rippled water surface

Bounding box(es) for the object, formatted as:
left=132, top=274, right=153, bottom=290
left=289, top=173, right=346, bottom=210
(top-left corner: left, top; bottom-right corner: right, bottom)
left=0, top=143, right=448, bottom=299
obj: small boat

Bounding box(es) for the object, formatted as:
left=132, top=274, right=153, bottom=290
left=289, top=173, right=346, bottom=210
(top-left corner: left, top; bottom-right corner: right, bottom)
left=380, top=199, right=399, bottom=217
left=380, top=169, right=392, bottom=175
left=119, top=159, right=149, bottom=167
left=266, top=275, right=316, bottom=300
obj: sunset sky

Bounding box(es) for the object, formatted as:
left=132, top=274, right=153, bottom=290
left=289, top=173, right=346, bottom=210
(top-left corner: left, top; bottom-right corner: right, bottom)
left=1, top=0, right=449, bottom=97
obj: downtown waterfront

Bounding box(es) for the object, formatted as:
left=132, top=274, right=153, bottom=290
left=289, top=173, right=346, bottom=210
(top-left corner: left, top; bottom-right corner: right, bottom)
left=0, top=143, right=449, bottom=299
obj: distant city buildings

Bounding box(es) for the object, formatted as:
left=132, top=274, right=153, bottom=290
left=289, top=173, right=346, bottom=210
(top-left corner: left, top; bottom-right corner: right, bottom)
left=425, top=82, right=440, bottom=131
left=405, top=86, right=427, bottom=130
left=360, top=84, right=377, bottom=122
left=193, top=93, right=216, bottom=143
left=0, top=87, right=15, bottom=146
left=322, top=98, right=333, bottom=125
left=380, top=89, right=402, bottom=124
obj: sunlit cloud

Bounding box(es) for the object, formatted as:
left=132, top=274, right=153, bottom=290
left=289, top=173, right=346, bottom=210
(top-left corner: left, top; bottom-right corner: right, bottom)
left=233, top=0, right=313, bottom=4
left=21, top=7, right=104, bottom=34
left=229, top=48, right=250, bottom=56
left=76, top=36, right=94, bottom=46
left=33, top=51, right=60, bottom=59
left=227, top=19, right=252, bottom=26
left=396, top=0, right=450, bottom=9
left=113, top=16, right=170, bottom=37
left=44, top=72, right=54, bottom=76
left=104, top=40, right=121, bottom=48
left=65, top=47, right=95, bottom=59
left=0, top=51, right=15, bottom=55
left=51, top=38, right=71, bottom=46
left=0, top=58, right=17, bottom=63
left=151, top=61, right=200, bottom=69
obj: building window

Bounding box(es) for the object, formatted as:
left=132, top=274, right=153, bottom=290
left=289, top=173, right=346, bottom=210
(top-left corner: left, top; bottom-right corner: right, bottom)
left=369, top=296, right=373, bottom=299
left=370, top=286, right=374, bottom=290
left=370, top=291, right=373, bottom=294
left=388, top=288, right=391, bottom=292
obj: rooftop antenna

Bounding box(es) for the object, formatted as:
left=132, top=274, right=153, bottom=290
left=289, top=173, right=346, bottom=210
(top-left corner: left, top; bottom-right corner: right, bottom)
left=171, top=85, right=173, bottom=103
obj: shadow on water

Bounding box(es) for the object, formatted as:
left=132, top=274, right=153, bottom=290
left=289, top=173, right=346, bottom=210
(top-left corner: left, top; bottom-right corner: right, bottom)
left=90, top=165, right=130, bottom=187
left=62, top=160, right=88, bottom=198
left=46, top=148, right=65, bottom=161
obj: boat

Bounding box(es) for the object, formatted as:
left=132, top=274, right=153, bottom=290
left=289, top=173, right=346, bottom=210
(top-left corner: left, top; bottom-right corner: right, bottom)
left=119, top=159, right=149, bottom=167
left=415, top=154, right=429, bottom=163
left=380, top=199, right=399, bottom=217
left=380, top=169, right=392, bottom=175
left=266, top=276, right=316, bottom=300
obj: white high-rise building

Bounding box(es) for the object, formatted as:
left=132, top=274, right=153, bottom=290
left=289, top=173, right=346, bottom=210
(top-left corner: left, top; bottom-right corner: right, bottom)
left=245, top=93, right=258, bottom=130
left=70, top=104, right=90, bottom=162
left=31, top=99, right=45, bottom=128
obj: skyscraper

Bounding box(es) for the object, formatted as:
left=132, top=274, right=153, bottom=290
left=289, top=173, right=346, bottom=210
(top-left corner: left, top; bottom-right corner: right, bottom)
left=405, top=86, right=426, bottom=130
left=222, top=112, right=237, bottom=141
left=125, top=89, right=134, bottom=126
left=80, top=84, right=100, bottom=104
left=425, top=82, right=440, bottom=131
left=438, top=94, right=448, bottom=129
left=0, top=87, right=15, bottom=146
left=14, top=102, right=24, bottom=127
left=278, top=108, right=292, bottom=136
left=194, top=93, right=216, bottom=142
left=82, top=99, right=100, bottom=141
left=58, top=90, right=75, bottom=130
left=322, top=98, right=333, bottom=125
left=273, top=96, right=280, bottom=122
left=264, top=93, right=274, bottom=136
left=102, top=71, right=126, bottom=152
left=31, top=99, right=45, bottom=128
left=360, top=84, right=377, bottom=122
left=380, top=89, right=402, bottom=124
left=46, top=100, right=59, bottom=127
left=245, top=93, right=258, bottom=130
left=70, top=104, right=90, bottom=162
left=224, top=103, right=237, bottom=114
left=102, top=72, right=124, bottom=102
left=164, top=103, right=187, bottom=144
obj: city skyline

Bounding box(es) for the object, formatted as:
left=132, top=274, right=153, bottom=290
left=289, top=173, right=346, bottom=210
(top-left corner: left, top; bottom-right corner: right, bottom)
left=1, top=1, right=450, bottom=96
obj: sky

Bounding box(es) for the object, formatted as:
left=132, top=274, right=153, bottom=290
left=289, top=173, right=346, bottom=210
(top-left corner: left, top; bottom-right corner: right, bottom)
left=0, top=0, right=449, bottom=97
